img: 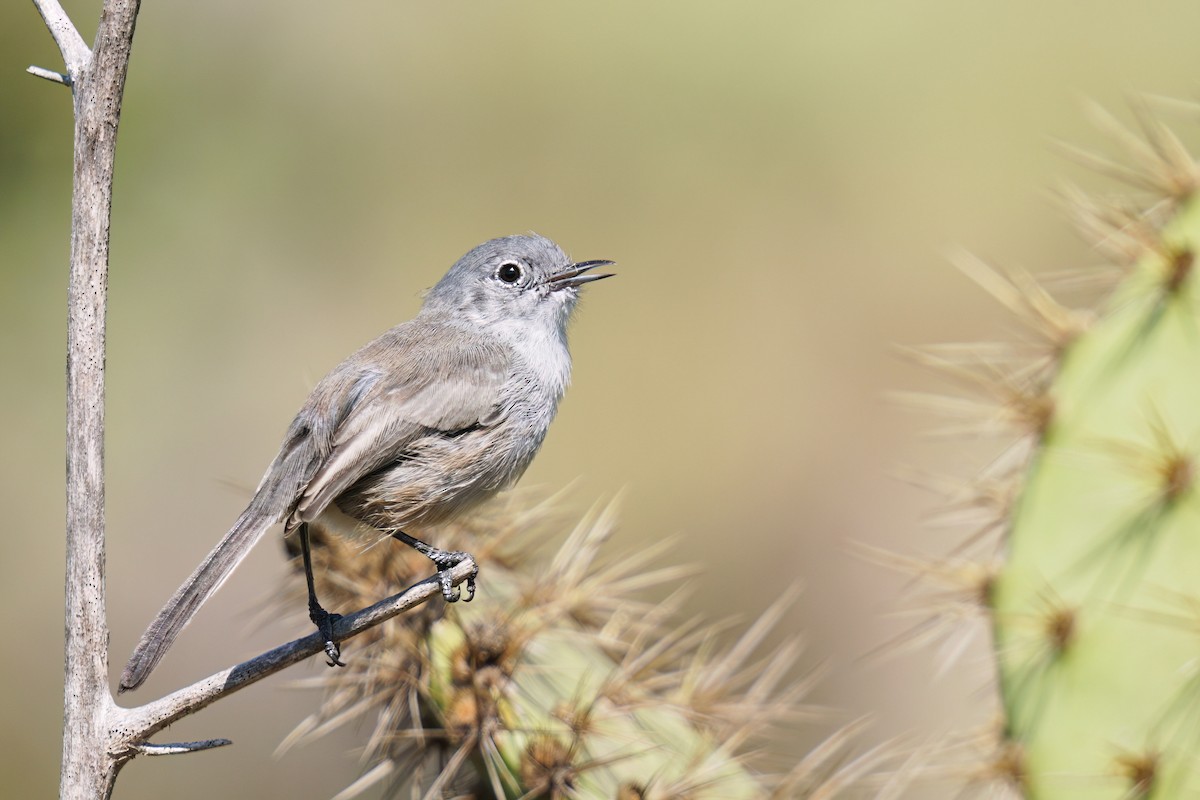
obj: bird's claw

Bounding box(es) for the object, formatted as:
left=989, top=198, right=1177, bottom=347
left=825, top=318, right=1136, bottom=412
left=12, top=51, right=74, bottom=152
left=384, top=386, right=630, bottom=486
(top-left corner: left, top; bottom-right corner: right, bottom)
left=310, top=607, right=345, bottom=668
left=323, top=639, right=345, bottom=668
left=440, top=572, right=461, bottom=603
left=432, top=550, right=478, bottom=603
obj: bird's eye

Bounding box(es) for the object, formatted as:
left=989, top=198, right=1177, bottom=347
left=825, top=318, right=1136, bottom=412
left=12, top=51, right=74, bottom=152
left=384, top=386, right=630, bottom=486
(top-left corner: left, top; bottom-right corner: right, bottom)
left=497, top=262, right=524, bottom=284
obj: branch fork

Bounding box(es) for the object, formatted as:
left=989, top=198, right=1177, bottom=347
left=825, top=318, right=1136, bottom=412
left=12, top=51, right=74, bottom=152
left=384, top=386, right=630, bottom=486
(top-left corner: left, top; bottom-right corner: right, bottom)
left=30, top=0, right=91, bottom=86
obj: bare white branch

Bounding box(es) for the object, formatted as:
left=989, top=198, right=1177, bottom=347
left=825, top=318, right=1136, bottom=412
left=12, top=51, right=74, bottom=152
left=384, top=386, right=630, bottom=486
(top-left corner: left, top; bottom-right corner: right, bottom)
left=50, top=1, right=140, bottom=796
left=30, top=0, right=91, bottom=79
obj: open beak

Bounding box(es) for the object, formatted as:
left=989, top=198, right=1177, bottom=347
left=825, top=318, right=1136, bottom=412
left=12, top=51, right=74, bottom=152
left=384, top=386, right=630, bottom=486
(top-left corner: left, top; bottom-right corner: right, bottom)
left=546, top=260, right=616, bottom=290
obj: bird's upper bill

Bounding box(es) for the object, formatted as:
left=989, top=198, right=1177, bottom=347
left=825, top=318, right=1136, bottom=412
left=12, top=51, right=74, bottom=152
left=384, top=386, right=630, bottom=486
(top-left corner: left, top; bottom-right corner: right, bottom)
left=545, top=260, right=616, bottom=290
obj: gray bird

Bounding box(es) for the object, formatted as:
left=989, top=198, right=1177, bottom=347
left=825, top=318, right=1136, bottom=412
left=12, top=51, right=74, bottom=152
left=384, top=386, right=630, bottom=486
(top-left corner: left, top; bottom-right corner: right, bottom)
left=119, top=234, right=613, bottom=693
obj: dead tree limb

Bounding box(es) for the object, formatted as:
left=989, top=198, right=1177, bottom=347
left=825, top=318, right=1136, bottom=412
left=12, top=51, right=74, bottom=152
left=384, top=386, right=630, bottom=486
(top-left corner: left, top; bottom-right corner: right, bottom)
left=32, top=3, right=475, bottom=797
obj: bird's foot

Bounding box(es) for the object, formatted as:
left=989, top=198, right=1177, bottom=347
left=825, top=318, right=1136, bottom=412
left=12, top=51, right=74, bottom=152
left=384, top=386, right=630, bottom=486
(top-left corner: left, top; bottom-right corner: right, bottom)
left=309, top=605, right=345, bottom=667
left=390, top=530, right=479, bottom=603
left=430, top=548, right=478, bottom=603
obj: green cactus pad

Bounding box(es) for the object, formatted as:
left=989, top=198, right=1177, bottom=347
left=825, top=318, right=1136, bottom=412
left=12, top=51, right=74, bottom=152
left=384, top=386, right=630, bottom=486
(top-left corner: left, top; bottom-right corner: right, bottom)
left=994, top=195, right=1200, bottom=798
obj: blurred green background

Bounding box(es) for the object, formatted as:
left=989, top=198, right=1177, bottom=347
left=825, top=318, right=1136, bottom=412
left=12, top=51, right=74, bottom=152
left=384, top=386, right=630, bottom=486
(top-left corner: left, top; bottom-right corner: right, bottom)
left=6, top=1, right=1200, bottom=797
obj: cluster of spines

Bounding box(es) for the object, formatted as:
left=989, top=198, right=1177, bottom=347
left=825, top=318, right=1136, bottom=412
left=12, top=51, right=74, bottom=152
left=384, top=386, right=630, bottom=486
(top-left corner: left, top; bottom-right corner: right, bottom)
left=891, top=100, right=1200, bottom=798
left=277, top=491, right=886, bottom=798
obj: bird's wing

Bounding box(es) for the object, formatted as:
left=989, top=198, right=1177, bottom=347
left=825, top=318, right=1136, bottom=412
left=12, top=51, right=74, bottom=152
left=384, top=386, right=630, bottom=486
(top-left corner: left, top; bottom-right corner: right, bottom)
left=120, top=320, right=509, bottom=692
left=291, top=326, right=510, bottom=524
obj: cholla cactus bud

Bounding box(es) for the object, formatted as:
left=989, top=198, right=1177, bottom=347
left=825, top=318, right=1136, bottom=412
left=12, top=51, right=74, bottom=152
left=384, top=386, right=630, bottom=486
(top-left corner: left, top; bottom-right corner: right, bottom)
left=278, top=492, right=877, bottom=798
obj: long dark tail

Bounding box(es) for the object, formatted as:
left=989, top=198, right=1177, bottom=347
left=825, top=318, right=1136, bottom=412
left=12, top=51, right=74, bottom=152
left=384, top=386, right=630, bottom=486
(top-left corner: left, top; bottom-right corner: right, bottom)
left=118, top=508, right=276, bottom=693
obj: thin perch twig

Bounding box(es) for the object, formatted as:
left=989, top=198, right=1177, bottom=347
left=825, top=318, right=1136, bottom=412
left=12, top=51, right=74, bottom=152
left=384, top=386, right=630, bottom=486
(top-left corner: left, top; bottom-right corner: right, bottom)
left=115, top=558, right=477, bottom=744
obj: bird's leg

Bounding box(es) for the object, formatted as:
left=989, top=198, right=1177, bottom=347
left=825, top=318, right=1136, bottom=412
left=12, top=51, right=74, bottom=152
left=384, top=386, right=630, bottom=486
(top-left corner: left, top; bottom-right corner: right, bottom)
left=299, top=523, right=345, bottom=667
left=391, top=530, right=478, bottom=602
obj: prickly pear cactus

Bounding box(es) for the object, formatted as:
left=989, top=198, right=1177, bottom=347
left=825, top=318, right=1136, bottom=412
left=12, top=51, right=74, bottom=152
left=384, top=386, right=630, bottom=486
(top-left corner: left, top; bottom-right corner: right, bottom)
left=907, top=106, right=1200, bottom=798
left=994, top=192, right=1200, bottom=798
